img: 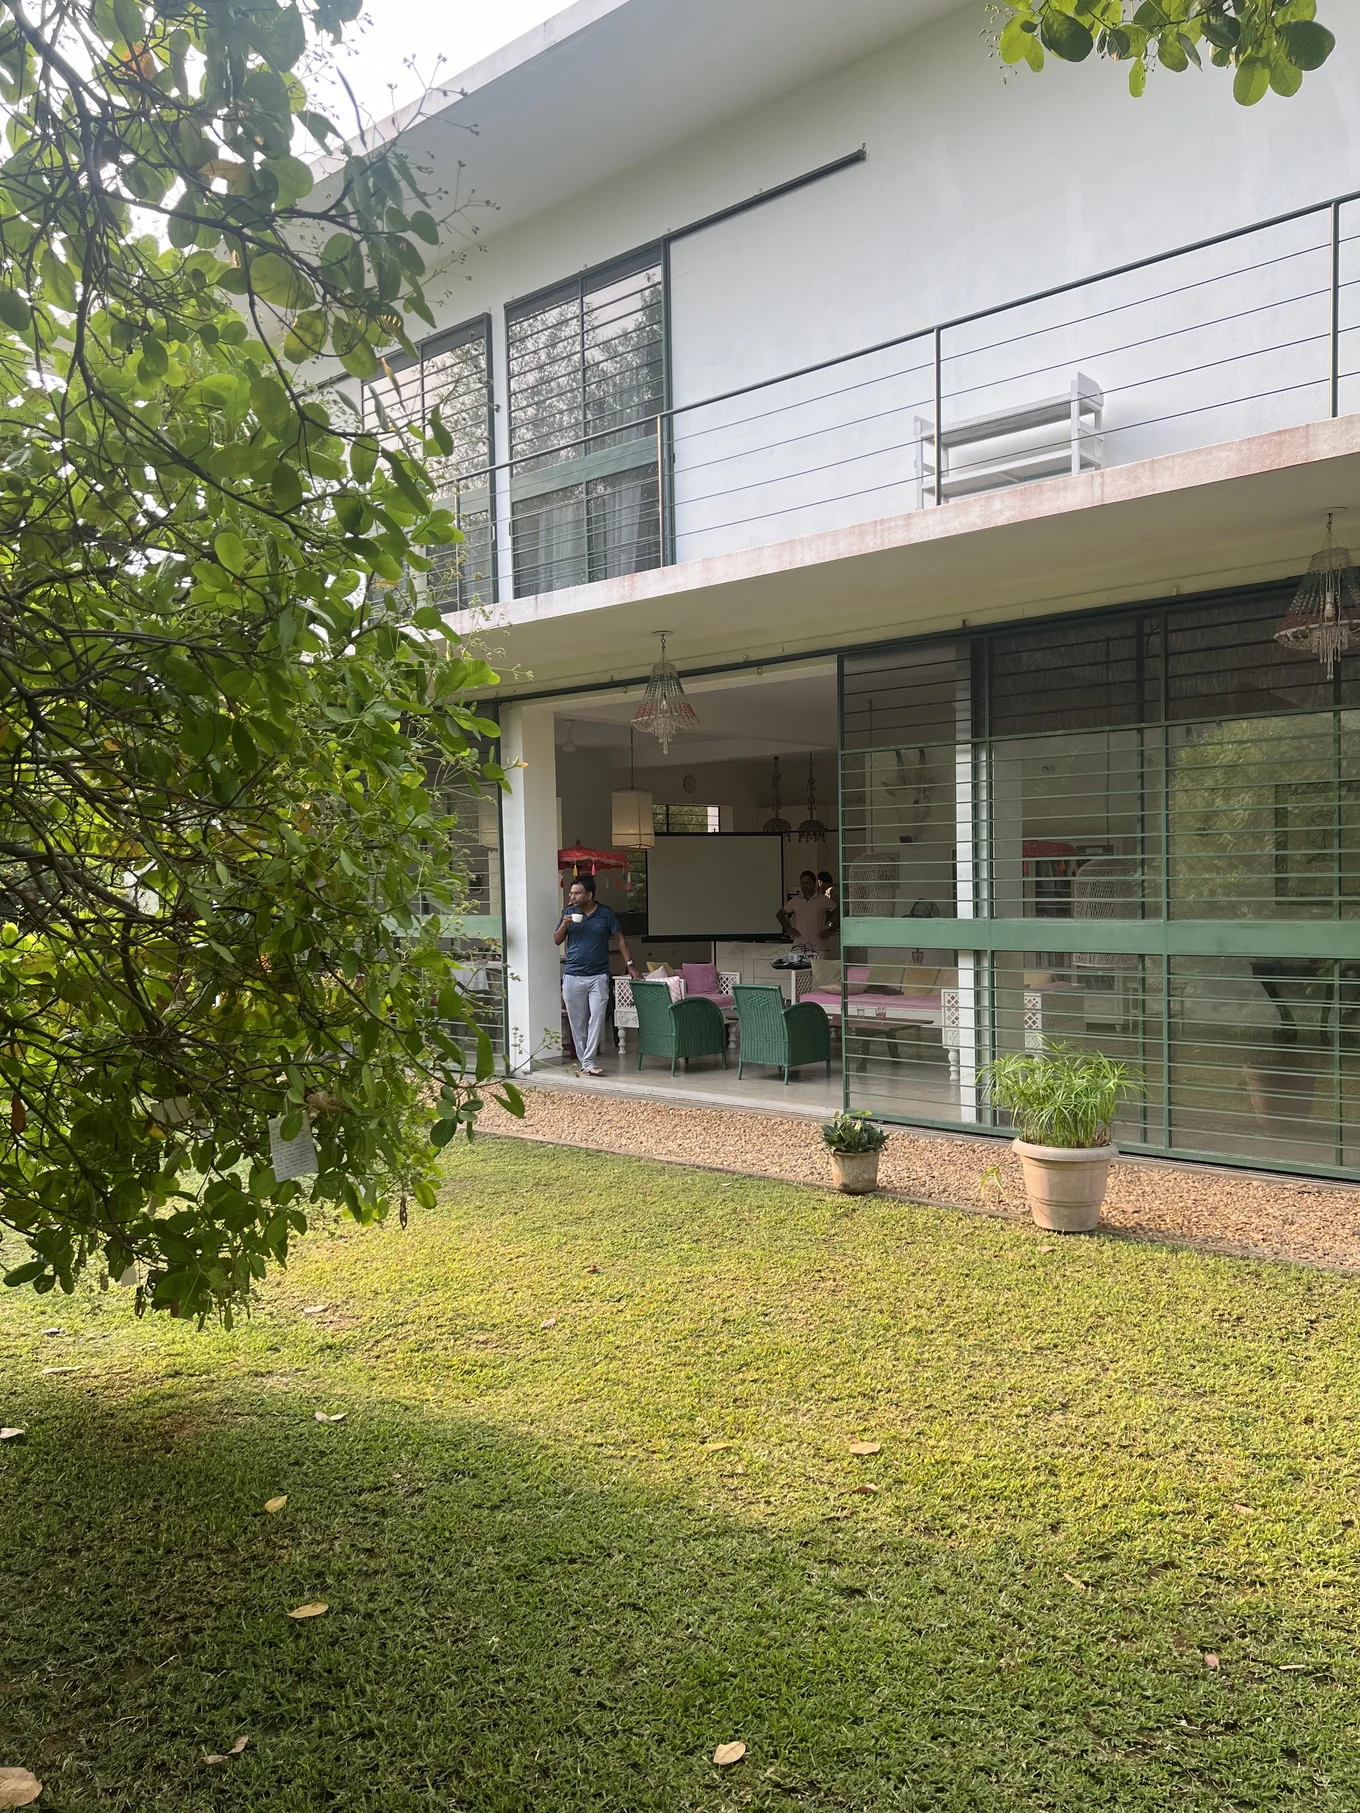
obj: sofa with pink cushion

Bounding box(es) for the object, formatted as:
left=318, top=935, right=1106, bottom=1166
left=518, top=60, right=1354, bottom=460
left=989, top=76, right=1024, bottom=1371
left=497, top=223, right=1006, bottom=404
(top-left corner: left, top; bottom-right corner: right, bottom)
left=795, top=961, right=957, bottom=1023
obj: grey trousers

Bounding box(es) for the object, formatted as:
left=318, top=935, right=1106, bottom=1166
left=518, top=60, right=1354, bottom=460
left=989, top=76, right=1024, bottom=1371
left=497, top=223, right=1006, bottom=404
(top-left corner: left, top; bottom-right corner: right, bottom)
left=562, top=973, right=611, bottom=1069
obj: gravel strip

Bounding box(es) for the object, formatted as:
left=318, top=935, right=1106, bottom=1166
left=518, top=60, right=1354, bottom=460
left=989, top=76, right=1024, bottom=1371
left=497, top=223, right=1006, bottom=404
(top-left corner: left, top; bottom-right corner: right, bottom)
left=482, top=1087, right=1360, bottom=1271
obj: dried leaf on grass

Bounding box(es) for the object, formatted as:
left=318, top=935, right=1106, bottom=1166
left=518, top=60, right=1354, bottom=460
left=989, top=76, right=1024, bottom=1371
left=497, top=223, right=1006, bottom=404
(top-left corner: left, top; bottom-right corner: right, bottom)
left=287, top=1602, right=328, bottom=1620
left=0, top=1429, right=24, bottom=1443
left=584, top=1265, right=599, bottom=1274
left=0, top=1769, right=42, bottom=1808
left=540, top=1317, right=558, bottom=1330
left=1232, top=1503, right=1257, bottom=1516
left=40, top=1327, right=62, bottom=1337
left=313, top=1412, right=346, bottom=1424
left=300, top=1305, right=328, bottom=1317
left=264, top=1496, right=287, bottom=1514
left=1062, top=1572, right=1088, bottom=1591
left=851, top=1482, right=879, bottom=1495
left=848, top=1442, right=881, bottom=1456
left=713, top=1742, right=747, bottom=1767
left=1204, top=1652, right=1221, bottom=1669
left=39, top=1367, right=76, bottom=1377
left=703, top=1441, right=733, bottom=1452
left=204, top=1736, right=250, bottom=1764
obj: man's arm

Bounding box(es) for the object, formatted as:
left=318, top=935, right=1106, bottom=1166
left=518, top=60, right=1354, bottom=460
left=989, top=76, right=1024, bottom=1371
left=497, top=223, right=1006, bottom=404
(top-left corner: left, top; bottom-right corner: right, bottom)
left=552, top=912, right=571, bottom=947
left=613, top=926, right=639, bottom=976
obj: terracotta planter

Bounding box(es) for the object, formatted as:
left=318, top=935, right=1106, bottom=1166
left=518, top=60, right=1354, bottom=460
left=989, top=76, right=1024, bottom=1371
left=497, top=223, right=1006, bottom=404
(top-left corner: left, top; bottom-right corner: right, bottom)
left=1013, top=1139, right=1116, bottom=1233
left=831, top=1150, right=881, bottom=1195
left=1242, top=1063, right=1318, bottom=1124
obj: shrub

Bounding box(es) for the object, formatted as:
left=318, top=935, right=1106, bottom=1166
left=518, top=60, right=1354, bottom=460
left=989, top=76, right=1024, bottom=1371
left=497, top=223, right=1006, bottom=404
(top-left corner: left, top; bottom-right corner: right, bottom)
left=981, top=1045, right=1143, bottom=1149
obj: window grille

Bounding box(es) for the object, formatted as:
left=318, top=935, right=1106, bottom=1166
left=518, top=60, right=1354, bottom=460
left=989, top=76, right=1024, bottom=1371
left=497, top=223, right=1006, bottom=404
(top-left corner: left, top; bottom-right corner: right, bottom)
left=840, top=584, right=1360, bottom=1178
left=507, top=249, right=664, bottom=596
left=363, top=316, right=495, bottom=611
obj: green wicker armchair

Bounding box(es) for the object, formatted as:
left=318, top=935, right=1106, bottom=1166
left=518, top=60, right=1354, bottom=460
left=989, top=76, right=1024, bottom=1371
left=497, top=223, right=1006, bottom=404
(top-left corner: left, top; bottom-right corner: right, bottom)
left=632, top=980, right=728, bottom=1075
left=733, top=984, right=832, bottom=1083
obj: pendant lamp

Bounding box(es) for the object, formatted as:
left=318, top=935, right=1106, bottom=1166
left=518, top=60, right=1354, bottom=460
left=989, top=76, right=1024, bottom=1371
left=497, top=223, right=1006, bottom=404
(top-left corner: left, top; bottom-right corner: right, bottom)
left=632, top=631, right=698, bottom=754
left=762, top=754, right=791, bottom=838
left=1275, top=512, right=1360, bottom=677
left=611, top=728, right=654, bottom=849
left=797, top=754, right=828, bottom=843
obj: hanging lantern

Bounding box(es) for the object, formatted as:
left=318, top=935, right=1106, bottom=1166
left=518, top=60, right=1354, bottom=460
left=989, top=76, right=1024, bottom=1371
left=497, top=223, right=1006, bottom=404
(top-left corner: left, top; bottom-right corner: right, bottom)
left=611, top=790, right=654, bottom=849
left=632, top=631, right=698, bottom=754
left=762, top=754, right=791, bottom=838
left=611, top=727, right=654, bottom=848
left=797, top=754, right=828, bottom=843
left=1275, top=513, right=1360, bottom=677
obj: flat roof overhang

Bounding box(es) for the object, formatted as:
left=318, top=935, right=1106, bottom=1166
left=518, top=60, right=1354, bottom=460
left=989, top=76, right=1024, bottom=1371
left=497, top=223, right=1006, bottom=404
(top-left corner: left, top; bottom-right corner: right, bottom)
left=312, top=0, right=961, bottom=259
left=463, top=415, right=1360, bottom=698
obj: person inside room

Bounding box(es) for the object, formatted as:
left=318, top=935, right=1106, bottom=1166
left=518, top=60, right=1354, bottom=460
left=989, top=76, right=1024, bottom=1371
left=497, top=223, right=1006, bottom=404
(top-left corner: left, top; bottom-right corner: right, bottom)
left=778, top=868, right=837, bottom=955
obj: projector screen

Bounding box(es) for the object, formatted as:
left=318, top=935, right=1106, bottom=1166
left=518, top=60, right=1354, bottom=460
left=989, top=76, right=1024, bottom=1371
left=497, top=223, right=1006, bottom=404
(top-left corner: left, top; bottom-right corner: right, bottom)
left=646, top=834, right=785, bottom=940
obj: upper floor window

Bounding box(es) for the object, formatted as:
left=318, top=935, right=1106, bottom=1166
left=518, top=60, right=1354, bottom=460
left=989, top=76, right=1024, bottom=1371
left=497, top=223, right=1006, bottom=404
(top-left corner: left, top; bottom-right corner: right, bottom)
left=364, top=316, right=495, bottom=611
left=507, top=248, right=665, bottom=597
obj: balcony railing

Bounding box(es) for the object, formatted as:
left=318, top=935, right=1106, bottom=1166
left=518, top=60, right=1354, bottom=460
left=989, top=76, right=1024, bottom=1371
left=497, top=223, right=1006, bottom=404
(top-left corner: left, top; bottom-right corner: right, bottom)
left=433, top=187, right=1360, bottom=612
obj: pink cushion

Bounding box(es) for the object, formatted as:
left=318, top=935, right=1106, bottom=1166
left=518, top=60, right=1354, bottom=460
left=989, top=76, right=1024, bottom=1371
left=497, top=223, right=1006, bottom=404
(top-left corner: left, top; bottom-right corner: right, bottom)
left=847, top=966, right=871, bottom=983
left=681, top=962, right=721, bottom=997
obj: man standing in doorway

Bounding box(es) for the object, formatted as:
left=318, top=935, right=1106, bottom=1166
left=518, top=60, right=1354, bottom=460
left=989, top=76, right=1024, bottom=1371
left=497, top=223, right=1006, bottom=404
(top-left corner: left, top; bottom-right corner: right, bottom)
left=554, top=874, right=640, bottom=1077
left=778, top=868, right=838, bottom=955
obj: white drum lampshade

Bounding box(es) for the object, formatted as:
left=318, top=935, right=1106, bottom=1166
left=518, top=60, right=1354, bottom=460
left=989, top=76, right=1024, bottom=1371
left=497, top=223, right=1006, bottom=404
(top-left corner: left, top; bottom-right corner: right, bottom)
left=611, top=789, right=655, bottom=849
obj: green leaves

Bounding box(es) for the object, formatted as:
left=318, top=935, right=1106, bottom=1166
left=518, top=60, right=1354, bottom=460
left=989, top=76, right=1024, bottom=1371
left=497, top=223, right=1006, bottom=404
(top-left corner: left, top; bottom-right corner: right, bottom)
left=0, top=0, right=505, bottom=1325
left=214, top=531, right=247, bottom=575
left=1280, top=19, right=1334, bottom=68
left=996, top=0, right=1339, bottom=103
left=264, top=155, right=315, bottom=208
left=1039, top=9, right=1094, bottom=61
left=249, top=252, right=315, bottom=310
left=0, top=291, right=31, bottom=333
left=1233, top=51, right=1271, bottom=102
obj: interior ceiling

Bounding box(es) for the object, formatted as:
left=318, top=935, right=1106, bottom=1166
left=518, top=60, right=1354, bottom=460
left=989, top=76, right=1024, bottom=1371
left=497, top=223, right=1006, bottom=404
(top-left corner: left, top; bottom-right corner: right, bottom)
left=553, top=667, right=838, bottom=766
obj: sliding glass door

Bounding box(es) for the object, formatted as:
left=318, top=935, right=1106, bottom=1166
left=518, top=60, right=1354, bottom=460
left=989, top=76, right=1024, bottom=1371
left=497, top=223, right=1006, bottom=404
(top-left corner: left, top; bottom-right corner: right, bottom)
left=839, top=586, right=1360, bottom=1176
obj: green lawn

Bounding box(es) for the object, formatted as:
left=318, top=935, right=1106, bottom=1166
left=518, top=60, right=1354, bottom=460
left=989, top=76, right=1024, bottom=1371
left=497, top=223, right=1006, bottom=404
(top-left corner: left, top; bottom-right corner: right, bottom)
left=2, top=1139, right=1359, bottom=1811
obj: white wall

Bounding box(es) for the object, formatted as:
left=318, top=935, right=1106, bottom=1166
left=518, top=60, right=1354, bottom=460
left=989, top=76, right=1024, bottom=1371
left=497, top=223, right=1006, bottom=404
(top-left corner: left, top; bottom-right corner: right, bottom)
left=410, top=2, right=1360, bottom=581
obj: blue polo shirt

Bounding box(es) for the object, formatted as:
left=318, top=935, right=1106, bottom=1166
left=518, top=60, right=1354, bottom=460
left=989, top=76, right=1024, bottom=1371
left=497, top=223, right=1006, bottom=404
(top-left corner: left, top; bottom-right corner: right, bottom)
left=559, top=903, right=619, bottom=977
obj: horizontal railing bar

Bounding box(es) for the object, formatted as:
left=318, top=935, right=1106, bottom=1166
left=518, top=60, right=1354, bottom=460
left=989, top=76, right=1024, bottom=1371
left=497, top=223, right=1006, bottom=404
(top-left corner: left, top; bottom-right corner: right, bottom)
left=429, top=186, right=1360, bottom=501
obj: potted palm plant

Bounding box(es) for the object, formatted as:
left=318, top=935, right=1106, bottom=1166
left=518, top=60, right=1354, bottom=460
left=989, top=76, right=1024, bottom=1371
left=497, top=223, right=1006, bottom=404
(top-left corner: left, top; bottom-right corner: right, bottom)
left=822, top=1111, right=888, bottom=1194
left=981, top=1045, right=1143, bottom=1233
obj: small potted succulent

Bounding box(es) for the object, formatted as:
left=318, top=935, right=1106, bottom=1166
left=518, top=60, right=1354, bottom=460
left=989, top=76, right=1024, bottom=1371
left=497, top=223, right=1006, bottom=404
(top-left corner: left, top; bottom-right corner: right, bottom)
left=822, top=1111, right=888, bottom=1194
left=981, top=1045, right=1142, bottom=1233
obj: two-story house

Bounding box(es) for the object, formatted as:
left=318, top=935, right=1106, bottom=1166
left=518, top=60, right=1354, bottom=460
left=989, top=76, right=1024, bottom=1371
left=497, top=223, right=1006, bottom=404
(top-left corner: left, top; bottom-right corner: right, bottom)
left=354, top=0, right=1360, bottom=1180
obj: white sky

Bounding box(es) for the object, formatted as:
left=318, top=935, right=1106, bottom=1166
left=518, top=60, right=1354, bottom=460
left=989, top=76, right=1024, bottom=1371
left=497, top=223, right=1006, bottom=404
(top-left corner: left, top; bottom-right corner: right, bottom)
left=308, top=1, right=569, bottom=128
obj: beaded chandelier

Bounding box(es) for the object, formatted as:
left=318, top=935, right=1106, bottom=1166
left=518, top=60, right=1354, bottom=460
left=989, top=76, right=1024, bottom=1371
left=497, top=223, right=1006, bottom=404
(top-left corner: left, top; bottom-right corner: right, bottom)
left=631, top=631, right=698, bottom=754
left=797, top=754, right=828, bottom=843
left=1275, top=514, right=1360, bottom=678
left=762, top=755, right=791, bottom=838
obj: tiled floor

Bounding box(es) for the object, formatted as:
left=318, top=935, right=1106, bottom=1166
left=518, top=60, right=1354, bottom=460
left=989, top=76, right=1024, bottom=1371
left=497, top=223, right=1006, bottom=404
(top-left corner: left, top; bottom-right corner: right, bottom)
left=534, top=1049, right=843, bottom=1118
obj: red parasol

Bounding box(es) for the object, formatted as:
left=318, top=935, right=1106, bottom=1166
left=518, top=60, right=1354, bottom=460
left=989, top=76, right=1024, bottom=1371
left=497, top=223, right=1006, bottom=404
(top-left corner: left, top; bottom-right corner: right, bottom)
left=558, top=845, right=630, bottom=874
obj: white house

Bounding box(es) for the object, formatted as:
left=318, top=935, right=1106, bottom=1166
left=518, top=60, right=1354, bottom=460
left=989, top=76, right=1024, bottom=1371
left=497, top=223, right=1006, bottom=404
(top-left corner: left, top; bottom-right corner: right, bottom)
left=357, top=0, right=1360, bottom=1178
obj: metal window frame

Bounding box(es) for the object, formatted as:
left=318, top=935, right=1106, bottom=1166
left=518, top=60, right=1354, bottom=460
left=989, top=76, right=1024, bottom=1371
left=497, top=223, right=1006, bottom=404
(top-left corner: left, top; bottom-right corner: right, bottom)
left=839, top=586, right=1360, bottom=1179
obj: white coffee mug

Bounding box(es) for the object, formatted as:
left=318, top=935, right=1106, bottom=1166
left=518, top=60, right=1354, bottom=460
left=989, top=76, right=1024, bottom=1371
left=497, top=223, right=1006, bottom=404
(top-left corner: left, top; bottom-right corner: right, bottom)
left=569, top=912, right=584, bottom=923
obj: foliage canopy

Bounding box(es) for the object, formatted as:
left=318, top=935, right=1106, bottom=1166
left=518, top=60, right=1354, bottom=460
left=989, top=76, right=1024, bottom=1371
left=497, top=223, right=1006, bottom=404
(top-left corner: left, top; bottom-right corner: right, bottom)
left=996, top=0, right=1336, bottom=103
left=0, top=0, right=519, bottom=1321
